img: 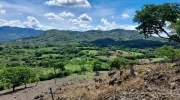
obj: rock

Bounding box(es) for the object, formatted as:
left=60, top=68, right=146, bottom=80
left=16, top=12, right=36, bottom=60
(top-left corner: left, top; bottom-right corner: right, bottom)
left=175, top=69, right=180, bottom=74
left=34, top=94, right=44, bottom=99
left=146, top=87, right=152, bottom=92
left=130, top=89, right=136, bottom=92
left=109, top=78, right=117, bottom=86
left=108, top=70, right=116, bottom=77
left=94, top=78, right=99, bottom=82
left=170, top=82, right=176, bottom=90
left=135, top=72, right=138, bottom=76
left=116, top=80, right=122, bottom=85
left=99, top=78, right=103, bottom=83
left=86, top=85, right=92, bottom=91
left=95, top=83, right=100, bottom=89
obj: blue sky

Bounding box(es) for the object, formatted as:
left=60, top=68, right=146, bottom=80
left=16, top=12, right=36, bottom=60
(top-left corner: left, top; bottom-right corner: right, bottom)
left=0, top=0, right=179, bottom=31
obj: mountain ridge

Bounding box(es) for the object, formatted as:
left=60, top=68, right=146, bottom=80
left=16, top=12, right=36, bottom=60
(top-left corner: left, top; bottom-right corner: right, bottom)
left=0, top=26, right=43, bottom=41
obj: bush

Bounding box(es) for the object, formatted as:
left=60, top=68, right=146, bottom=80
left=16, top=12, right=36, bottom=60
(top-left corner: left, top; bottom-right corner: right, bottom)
left=64, top=70, right=72, bottom=76
left=0, top=84, right=4, bottom=90
left=39, top=73, right=54, bottom=81
left=136, top=67, right=144, bottom=74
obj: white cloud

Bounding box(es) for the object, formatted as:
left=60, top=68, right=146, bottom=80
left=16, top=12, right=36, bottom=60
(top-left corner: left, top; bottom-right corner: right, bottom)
left=59, top=11, right=74, bottom=17
left=70, top=26, right=78, bottom=31
left=0, top=4, right=6, bottom=14
left=0, top=16, right=54, bottom=30
left=45, top=0, right=91, bottom=8
left=78, top=14, right=92, bottom=22
left=121, top=14, right=129, bottom=19
left=95, top=18, right=136, bottom=30
left=69, top=14, right=93, bottom=30
left=23, top=16, right=54, bottom=30
left=0, top=19, right=24, bottom=27
left=43, top=13, right=64, bottom=20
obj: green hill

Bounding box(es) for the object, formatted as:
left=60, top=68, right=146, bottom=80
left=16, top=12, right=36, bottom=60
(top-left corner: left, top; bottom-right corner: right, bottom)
left=0, top=26, right=43, bottom=41
left=19, top=29, right=173, bottom=48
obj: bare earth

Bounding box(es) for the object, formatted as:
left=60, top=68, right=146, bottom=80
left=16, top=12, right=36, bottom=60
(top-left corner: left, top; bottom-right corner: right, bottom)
left=0, top=76, right=91, bottom=100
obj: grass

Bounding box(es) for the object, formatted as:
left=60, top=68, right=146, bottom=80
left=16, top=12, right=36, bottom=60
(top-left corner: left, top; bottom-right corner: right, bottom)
left=117, top=50, right=143, bottom=57
left=82, top=50, right=98, bottom=55
left=151, top=58, right=165, bottom=62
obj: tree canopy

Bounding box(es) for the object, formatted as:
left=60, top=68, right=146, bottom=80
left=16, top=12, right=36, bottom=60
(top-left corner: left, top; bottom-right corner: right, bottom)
left=133, top=3, right=180, bottom=43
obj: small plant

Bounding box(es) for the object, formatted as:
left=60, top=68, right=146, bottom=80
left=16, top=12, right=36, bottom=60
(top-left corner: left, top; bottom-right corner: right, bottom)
left=136, top=67, right=144, bottom=74
left=173, top=65, right=179, bottom=71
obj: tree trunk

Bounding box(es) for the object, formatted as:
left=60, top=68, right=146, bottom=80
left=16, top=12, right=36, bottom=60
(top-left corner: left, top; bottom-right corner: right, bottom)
left=12, top=84, right=16, bottom=91
left=54, top=68, right=56, bottom=84
left=24, top=82, right=27, bottom=88
left=35, top=81, right=38, bottom=87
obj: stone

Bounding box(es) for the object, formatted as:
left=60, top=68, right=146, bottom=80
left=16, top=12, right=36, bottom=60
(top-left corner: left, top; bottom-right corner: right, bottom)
left=86, top=85, right=92, bottom=91
left=109, top=78, right=117, bottom=86
left=170, top=82, right=176, bottom=90
left=95, top=83, right=100, bottom=89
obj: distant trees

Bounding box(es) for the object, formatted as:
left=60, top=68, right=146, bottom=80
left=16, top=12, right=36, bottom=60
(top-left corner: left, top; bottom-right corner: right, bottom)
left=92, top=60, right=102, bottom=76
left=110, top=57, right=129, bottom=70
left=155, top=45, right=180, bottom=61
left=54, top=62, right=65, bottom=76
left=133, top=3, right=180, bottom=43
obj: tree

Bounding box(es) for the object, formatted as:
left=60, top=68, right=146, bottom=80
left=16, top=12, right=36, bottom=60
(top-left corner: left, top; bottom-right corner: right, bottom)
left=3, top=67, right=36, bottom=91
left=75, top=58, right=87, bottom=74
left=92, top=60, right=102, bottom=76
left=133, top=3, right=180, bottom=43
left=48, top=60, right=58, bottom=84
left=110, top=58, right=129, bottom=70
left=155, top=45, right=180, bottom=61
left=3, top=67, right=22, bottom=91
left=110, top=58, right=121, bottom=70
left=54, top=62, right=65, bottom=76
left=18, top=67, right=36, bottom=88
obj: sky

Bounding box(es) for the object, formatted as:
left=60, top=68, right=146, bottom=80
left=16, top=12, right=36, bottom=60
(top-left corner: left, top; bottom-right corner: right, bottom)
left=0, top=0, right=179, bottom=31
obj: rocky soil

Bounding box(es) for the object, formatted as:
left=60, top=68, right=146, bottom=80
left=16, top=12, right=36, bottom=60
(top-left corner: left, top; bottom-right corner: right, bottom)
left=0, top=76, right=91, bottom=100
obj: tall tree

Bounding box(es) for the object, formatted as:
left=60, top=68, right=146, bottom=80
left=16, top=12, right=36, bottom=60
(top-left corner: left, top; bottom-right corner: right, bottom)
left=133, top=3, right=180, bottom=43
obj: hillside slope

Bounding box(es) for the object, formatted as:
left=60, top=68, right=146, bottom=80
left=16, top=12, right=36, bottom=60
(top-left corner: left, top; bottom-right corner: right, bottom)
left=0, top=26, right=43, bottom=41
left=20, top=29, right=173, bottom=48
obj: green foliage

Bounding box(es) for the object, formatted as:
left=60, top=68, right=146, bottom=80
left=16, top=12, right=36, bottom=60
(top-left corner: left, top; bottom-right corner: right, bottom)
left=133, top=3, right=180, bottom=43
left=110, top=57, right=130, bottom=70
left=155, top=45, right=180, bottom=60
left=92, top=60, right=102, bottom=71
left=2, top=67, right=37, bottom=91
left=110, top=58, right=121, bottom=70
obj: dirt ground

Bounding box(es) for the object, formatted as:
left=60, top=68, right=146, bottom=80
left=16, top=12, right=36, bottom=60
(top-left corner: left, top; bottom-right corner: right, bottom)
left=0, top=76, right=93, bottom=100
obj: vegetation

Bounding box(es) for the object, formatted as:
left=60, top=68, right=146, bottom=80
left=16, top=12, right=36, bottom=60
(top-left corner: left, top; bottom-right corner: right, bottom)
left=155, top=45, right=180, bottom=61
left=133, top=3, right=180, bottom=43
left=0, top=18, right=179, bottom=91
left=0, top=67, right=36, bottom=91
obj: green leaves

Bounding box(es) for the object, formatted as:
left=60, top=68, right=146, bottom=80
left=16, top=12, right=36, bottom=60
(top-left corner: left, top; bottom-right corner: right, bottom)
left=2, top=67, right=36, bottom=91
left=133, top=3, right=180, bottom=43
left=155, top=45, right=180, bottom=61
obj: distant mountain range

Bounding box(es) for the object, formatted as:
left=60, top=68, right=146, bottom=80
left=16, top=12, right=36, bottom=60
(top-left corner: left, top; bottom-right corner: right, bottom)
left=0, top=26, right=43, bottom=41
left=0, top=26, right=175, bottom=48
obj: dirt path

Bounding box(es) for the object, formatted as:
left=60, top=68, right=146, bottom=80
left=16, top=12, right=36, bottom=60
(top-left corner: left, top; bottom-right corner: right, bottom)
left=0, top=76, right=92, bottom=100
